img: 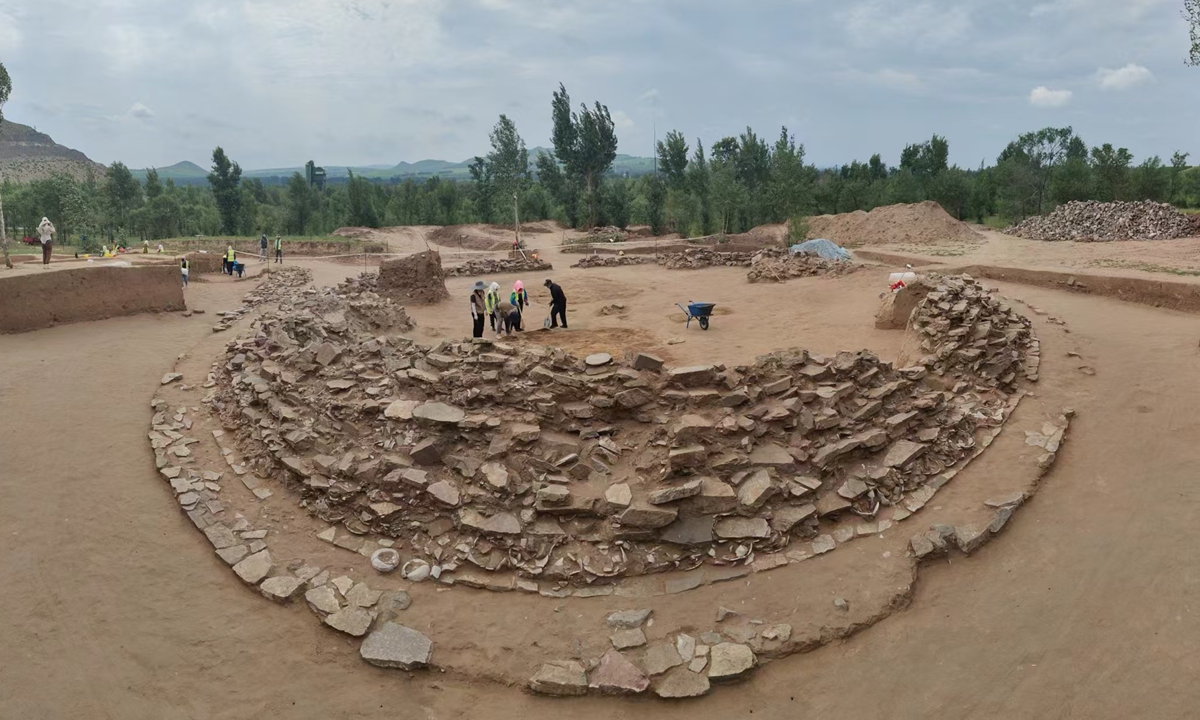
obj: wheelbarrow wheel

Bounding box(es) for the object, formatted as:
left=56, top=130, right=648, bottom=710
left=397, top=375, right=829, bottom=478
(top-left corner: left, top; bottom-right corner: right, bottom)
left=699, top=316, right=710, bottom=330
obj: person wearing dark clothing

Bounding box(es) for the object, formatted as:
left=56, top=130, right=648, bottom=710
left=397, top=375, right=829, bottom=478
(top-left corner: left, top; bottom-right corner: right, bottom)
left=260, top=234, right=268, bottom=262
left=470, top=281, right=488, bottom=338
left=544, top=279, right=567, bottom=329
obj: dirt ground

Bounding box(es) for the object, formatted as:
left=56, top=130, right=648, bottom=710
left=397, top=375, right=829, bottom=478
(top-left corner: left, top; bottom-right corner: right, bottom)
left=5, top=228, right=1200, bottom=718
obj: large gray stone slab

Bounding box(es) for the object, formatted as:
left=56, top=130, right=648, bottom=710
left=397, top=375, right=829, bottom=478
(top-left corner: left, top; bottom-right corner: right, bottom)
left=359, top=622, right=433, bottom=670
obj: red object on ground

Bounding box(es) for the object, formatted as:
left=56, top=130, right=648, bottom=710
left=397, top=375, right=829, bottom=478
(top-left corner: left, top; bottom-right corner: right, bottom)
left=890, top=280, right=907, bottom=291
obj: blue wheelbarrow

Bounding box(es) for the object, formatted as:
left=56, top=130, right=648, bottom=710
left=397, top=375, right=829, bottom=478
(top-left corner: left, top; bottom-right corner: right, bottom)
left=676, top=301, right=716, bottom=330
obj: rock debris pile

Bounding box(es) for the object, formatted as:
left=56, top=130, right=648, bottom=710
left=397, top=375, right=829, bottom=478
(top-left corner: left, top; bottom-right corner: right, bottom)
left=209, top=270, right=1034, bottom=592
left=1007, top=201, right=1198, bottom=242
left=571, top=254, right=654, bottom=268
left=444, top=256, right=552, bottom=277
left=746, top=248, right=858, bottom=283
left=211, top=266, right=314, bottom=332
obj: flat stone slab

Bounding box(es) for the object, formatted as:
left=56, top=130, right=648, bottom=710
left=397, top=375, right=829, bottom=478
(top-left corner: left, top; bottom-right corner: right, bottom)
left=589, top=648, right=650, bottom=694
left=641, top=642, right=684, bottom=676
left=324, top=606, right=373, bottom=637
left=610, top=628, right=647, bottom=650
left=412, top=402, right=466, bottom=425
left=708, top=643, right=756, bottom=682
left=259, top=576, right=304, bottom=603
left=606, top=609, right=653, bottom=629
left=232, top=550, right=273, bottom=585
left=585, top=352, right=614, bottom=367
left=383, top=399, right=419, bottom=420
left=749, top=442, right=793, bottom=466
left=618, top=504, right=678, bottom=529
left=359, top=622, right=433, bottom=670
left=530, top=660, right=588, bottom=696
left=648, top=478, right=702, bottom=505
left=305, top=586, right=342, bottom=615
left=660, top=516, right=715, bottom=546
left=714, top=517, right=771, bottom=540
left=656, top=666, right=711, bottom=698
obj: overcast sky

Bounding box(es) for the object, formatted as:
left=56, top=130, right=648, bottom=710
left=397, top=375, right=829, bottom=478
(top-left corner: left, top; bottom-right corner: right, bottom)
left=0, top=0, right=1195, bottom=170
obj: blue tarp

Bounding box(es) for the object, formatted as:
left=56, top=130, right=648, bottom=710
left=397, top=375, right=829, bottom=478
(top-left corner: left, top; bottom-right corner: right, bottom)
left=789, top=238, right=851, bottom=262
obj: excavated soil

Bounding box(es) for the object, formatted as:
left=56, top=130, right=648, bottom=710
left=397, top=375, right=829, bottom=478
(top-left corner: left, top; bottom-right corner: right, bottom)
left=807, top=201, right=982, bottom=248
left=0, top=264, right=185, bottom=333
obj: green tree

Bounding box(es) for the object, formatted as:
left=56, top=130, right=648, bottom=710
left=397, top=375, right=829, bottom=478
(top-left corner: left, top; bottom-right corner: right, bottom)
left=928, top=167, right=971, bottom=219
left=346, top=169, right=380, bottom=227
left=144, top=168, right=163, bottom=200
left=767, top=127, right=813, bottom=221
left=1170, top=151, right=1191, bottom=205
left=548, top=83, right=618, bottom=228
left=207, top=146, right=243, bottom=235
left=709, top=159, right=746, bottom=236
left=1091, top=143, right=1133, bottom=202
left=1131, top=156, right=1171, bottom=201
left=1050, top=157, right=1094, bottom=205
left=656, top=130, right=689, bottom=188
left=105, top=161, right=141, bottom=236
left=601, top=178, right=631, bottom=228
left=471, top=114, right=529, bottom=223
left=1187, top=0, right=1200, bottom=64
left=286, top=172, right=314, bottom=233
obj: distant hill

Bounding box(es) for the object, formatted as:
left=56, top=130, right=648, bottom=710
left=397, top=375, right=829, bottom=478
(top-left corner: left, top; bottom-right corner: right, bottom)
left=0, top=120, right=108, bottom=183
left=141, top=147, right=657, bottom=185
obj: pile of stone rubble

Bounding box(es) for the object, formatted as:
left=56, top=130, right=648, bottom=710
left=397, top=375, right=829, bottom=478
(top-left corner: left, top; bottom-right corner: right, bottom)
left=211, top=266, right=314, bottom=332
left=746, top=248, right=857, bottom=283
left=1007, top=200, right=1198, bottom=242
left=444, top=256, right=552, bottom=278
left=572, top=254, right=655, bottom=269
left=208, top=271, right=1035, bottom=593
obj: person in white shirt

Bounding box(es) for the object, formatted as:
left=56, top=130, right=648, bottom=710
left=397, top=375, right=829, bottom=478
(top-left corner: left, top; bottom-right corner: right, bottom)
left=37, top=217, right=55, bottom=268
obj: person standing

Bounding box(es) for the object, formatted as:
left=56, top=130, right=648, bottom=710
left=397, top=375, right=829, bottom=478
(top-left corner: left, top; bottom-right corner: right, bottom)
left=469, top=281, right=488, bottom=338
left=224, top=244, right=237, bottom=275
left=37, top=217, right=55, bottom=268
left=180, top=256, right=190, bottom=288
left=274, top=235, right=283, bottom=264
left=510, top=280, right=530, bottom=331
left=260, top=233, right=268, bottom=262
left=485, top=282, right=501, bottom=334
left=544, top=278, right=568, bottom=329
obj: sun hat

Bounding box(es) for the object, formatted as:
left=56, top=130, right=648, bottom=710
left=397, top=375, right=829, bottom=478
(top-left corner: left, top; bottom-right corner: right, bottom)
left=473, top=280, right=486, bottom=291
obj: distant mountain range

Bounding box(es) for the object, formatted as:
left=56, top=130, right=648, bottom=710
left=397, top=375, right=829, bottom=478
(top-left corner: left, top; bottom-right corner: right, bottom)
left=0, top=120, right=108, bottom=183
left=139, top=148, right=656, bottom=185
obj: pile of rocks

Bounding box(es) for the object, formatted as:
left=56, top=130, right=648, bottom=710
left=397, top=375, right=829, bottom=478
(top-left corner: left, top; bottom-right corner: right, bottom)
left=746, top=247, right=856, bottom=283
left=572, top=254, right=654, bottom=269
left=661, top=248, right=758, bottom=269
left=209, top=271, right=1035, bottom=591
left=444, top=256, right=552, bottom=278
left=1007, top=201, right=1197, bottom=242
left=212, top=266, right=314, bottom=332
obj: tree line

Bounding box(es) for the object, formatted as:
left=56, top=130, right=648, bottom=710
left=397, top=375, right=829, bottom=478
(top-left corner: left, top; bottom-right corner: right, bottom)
left=4, top=82, right=1200, bottom=250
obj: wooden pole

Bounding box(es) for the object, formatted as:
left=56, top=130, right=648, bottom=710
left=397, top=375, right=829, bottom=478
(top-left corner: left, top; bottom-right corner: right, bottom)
left=513, top=192, right=521, bottom=252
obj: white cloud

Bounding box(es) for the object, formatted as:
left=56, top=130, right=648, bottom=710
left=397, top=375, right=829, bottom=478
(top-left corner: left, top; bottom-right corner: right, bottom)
left=0, top=10, right=23, bottom=53
left=1096, top=63, right=1155, bottom=90
left=639, top=89, right=660, bottom=103
left=612, top=110, right=635, bottom=129
left=128, top=102, right=155, bottom=120
left=842, top=1, right=971, bottom=51
left=1029, top=86, right=1073, bottom=107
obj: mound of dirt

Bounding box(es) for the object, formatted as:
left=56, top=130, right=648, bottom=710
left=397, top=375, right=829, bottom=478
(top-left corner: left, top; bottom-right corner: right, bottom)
left=807, top=201, right=982, bottom=248
left=1005, top=201, right=1198, bottom=242
left=378, top=251, right=450, bottom=305
left=428, top=225, right=517, bottom=251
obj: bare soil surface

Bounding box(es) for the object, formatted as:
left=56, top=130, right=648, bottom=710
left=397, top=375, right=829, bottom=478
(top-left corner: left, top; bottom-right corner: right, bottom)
left=4, top=236, right=1200, bottom=718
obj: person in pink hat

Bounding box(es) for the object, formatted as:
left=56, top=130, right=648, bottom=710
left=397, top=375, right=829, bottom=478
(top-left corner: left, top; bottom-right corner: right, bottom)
left=510, top=280, right=531, bottom=331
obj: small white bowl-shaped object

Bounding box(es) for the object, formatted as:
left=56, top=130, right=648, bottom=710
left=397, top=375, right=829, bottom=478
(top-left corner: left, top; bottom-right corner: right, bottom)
left=402, top=558, right=431, bottom=582
left=371, top=548, right=401, bottom=573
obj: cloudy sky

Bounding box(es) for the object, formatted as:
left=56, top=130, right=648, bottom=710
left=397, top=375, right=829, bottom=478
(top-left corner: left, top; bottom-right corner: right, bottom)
left=0, top=0, right=1195, bottom=170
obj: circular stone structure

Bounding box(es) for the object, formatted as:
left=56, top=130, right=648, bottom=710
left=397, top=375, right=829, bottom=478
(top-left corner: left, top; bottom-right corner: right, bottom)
left=147, top=264, right=1063, bottom=699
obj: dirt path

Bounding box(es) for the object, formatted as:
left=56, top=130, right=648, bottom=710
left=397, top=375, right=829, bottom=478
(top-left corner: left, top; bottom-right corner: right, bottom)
left=3, top=262, right=1200, bottom=718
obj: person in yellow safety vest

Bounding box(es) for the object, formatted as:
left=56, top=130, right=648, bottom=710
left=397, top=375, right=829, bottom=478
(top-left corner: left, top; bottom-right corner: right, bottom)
left=274, top=235, right=283, bottom=264
left=485, top=282, right=501, bottom=333
left=224, top=245, right=237, bottom=275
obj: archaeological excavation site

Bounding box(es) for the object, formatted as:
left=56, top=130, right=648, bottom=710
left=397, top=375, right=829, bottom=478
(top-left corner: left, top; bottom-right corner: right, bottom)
left=134, top=206, right=1087, bottom=701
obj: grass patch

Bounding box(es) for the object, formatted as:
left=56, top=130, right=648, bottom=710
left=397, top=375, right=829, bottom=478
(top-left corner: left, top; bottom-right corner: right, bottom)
left=980, top=215, right=1012, bottom=230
